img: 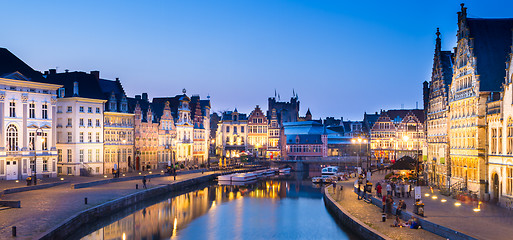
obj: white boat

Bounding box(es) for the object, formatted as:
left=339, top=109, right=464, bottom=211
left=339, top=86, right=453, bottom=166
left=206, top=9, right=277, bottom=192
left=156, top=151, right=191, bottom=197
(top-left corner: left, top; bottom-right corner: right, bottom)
left=218, top=174, right=234, bottom=181
left=321, top=166, right=339, bottom=176
left=279, top=168, right=291, bottom=173
left=231, top=173, right=257, bottom=182
left=321, top=175, right=333, bottom=183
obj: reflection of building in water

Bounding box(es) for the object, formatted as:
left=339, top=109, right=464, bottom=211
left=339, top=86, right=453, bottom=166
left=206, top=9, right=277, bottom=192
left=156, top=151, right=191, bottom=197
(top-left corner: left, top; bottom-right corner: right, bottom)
left=82, top=181, right=293, bottom=240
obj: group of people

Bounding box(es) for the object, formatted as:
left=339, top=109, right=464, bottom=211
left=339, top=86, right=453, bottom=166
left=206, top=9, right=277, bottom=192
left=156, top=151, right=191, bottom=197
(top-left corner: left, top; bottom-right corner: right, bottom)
left=376, top=181, right=412, bottom=198
left=392, top=215, right=420, bottom=229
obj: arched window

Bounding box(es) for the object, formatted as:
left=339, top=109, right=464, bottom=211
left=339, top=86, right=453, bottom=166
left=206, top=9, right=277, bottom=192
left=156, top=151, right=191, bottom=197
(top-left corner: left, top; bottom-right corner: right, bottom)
left=7, top=124, right=18, bottom=151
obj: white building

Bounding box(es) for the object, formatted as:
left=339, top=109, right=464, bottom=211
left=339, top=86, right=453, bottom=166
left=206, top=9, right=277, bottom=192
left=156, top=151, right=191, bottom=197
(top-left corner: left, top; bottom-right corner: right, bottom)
left=0, top=48, right=62, bottom=181
left=47, top=71, right=106, bottom=176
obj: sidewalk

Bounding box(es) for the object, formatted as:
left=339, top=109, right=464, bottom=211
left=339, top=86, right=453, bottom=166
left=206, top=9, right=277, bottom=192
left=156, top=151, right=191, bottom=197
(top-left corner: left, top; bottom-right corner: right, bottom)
left=332, top=180, right=443, bottom=240
left=0, top=171, right=215, bottom=239
left=371, top=171, right=513, bottom=240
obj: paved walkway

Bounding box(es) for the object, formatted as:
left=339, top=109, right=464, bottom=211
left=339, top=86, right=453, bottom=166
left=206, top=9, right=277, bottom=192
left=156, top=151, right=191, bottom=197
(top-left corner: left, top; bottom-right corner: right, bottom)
left=0, top=171, right=217, bottom=239
left=371, top=171, right=513, bottom=240
left=331, top=180, right=443, bottom=240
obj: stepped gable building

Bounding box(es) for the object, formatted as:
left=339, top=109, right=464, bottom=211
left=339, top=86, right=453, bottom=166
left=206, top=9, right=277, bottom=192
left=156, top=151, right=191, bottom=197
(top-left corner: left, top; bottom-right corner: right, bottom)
left=215, top=109, right=248, bottom=159
left=448, top=4, right=513, bottom=199
left=267, top=108, right=281, bottom=159
left=426, top=28, right=454, bottom=188
left=45, top=70, right=105, bottom=176
left=247, top=105, right=268, bottom=158
left=97, top=74, right=134, bottom=174
left=0, top=48, right=61, bottom=180
left=370, top=109, right=425, bottom=164
left=131, top=93, right=159, bottom=171
left=151, top=91, right=211, bottom=167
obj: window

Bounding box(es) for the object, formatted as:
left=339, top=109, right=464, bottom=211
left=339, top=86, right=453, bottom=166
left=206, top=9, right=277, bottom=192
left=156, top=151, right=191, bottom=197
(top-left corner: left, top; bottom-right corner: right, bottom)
left=30, top=160, right=35, bottom=172
left=67, top=167, right=72, bottom=175
left=67, top=149, right=72, bottom=162
left=29, top=132, right=35, bottom=150
left=88, top=149, right=92, bottom=162
left=79, top=106, right=84, bottom=112
left=58, top=149, right=62, bottom=162
left=29, top=102, right=35, bottom=118
left=42, top=104, right=48, bottom=119
left=96, top=107, right=100, bottom=113
left=507, top=168, right=513, bottom=195
left=42, top=132, right=48, bottom=150
left=79, top=132, right=84, bottom=142
left=67, top=132, right=72, bottom=143
left=96, top=132, right=100, bottom=142
left=79, top=150, right=84, bottom=162
left=88, top=119, right=92, bottom=127
left=6, top=124, right=18, bottom=151
left=88, top=132, right=92, bottom=142
left=226, top=126, right=230, bottom=132
left=67, top=106, right=72, bottom=113
left=96, top=167, right=100, bottom=173
left=96, top=149, right=100, bottom=162
left=96, top=119, right=100, bottom=127
left=43, top=159, right=48, bottom=172
left=9, top=101, right=15, bottom=117
left=79, top=118, right=84, bottom=126
left=88, top=107, right=92, bottom=113
left=241, top=126, right=244, bottom=133
left=67, top=118, right=72, bottom=127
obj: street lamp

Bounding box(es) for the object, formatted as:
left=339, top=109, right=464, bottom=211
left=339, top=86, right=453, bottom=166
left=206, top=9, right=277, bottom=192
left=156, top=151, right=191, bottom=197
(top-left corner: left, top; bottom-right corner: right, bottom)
left=352, top=137, right=368, bottom=171
left=33, top=128, right=44, bottom=185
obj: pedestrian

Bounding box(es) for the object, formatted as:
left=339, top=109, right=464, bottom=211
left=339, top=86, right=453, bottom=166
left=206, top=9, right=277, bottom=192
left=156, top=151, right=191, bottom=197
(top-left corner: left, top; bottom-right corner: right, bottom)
left=396, top=200, right=405, bottom=216
left=407, top=183, right=412, bottom=198
left=376, top=182, right=382, bottom=198
left=382, top=194, right=387, bottom=212
left=395, top=183, right=401, bottom=198
left=357, top=182, right=362, bottom=200
left=386, top=182, right=392, bottom=196
left=142, top=176, right=147, bottom=189
left=386, top=195, right=394, bottom=218
left=391, top=182, right=396, bottom=197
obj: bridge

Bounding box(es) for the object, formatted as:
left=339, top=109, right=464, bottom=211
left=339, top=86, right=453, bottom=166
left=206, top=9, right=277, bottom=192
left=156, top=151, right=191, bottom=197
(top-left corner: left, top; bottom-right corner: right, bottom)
left=269, top=156, right=371, bottom=172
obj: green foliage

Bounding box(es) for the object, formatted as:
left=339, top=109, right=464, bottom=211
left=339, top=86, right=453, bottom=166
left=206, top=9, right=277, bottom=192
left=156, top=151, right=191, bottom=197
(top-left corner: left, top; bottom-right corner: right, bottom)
left=384, top=172, right=393, bottom=179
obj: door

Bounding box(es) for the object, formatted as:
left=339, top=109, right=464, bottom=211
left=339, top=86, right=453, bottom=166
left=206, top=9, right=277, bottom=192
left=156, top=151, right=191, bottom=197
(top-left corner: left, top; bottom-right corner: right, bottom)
left=6, top=160, right=18, bottom=180
left=492, top=173, right=499, bottom=203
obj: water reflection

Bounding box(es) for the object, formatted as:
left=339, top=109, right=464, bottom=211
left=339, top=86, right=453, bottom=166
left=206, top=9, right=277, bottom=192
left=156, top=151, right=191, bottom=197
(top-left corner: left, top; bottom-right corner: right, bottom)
left=80, top=178, right=357, bottom=240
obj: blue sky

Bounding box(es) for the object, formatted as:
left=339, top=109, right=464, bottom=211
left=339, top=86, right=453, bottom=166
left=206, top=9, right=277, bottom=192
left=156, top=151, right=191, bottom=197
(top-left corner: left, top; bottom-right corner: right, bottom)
left=1, top=0, right=513, bottom=120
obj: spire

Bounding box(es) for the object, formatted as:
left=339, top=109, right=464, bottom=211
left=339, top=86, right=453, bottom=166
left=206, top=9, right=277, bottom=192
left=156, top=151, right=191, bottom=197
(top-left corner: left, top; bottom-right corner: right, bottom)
left=435, top=28, right=441, bottom=54
left=234, top=108, right=238, bottom=113
left=274, top=89, right=277, bottom=98
left=293, top=88, right=295, bottom=97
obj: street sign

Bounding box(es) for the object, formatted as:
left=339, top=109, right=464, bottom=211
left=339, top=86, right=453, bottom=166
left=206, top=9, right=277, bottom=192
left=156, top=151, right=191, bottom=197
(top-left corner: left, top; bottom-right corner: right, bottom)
left=414, top=186, right=422, bottom=200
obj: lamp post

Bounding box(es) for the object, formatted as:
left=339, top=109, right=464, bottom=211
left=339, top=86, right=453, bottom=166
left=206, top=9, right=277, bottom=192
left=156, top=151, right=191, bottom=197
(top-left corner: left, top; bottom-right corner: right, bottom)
left=402, top=135, right=420, bottom=186
left=352, top=137, right=368, bottom=171
left=32, top=128, right=44, bottom=185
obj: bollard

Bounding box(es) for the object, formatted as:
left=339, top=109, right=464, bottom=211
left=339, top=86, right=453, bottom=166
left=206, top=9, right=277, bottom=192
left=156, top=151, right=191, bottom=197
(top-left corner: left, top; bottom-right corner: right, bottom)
left=12, top=226, right=16, bottom=237
left=84, top=197, right=88, bottom=205
left=382, top=213, right=386, bottom=222
left=136, top=184, right=139, bottom=189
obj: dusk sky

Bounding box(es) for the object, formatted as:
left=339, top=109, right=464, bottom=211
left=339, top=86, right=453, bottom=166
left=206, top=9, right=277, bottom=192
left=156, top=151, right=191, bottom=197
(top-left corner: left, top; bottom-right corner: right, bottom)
left=2, top=1, right=513, bottom=120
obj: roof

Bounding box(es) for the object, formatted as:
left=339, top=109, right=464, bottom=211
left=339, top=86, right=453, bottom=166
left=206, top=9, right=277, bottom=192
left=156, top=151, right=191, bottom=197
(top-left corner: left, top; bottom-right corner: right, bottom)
left=380, top=109, right=425, bottom=124
left=45, top=71, right=105, bottom=99
left=440, top=51, right=454, bottom=86
left=0, top=48, right=47, bottom=83
left=466, top=18, right=513, bottom=91
left=283, top=121, right=340, bottom=136
left=390, top=156, right=417, bottom=170
left=221, top=111, right=248, bottom=121
left=286, top=134, right=323, bottom=145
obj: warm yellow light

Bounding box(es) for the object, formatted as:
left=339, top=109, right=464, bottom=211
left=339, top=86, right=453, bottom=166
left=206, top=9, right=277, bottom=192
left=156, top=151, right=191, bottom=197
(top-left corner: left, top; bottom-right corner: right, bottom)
left=122, top=174, right=125, bottom=177
left=358, top=138, right=362, bottom=143
left=424, top=193, right=430, bottom=197
left=473, top=208, right=481, bottom=212
left=441, top=199, right=447, bottom=203
left=149, top=171, right=152, bottom=174
left=104, top=175, right=107, bottom=178
left=455, top=202, right=462, bottom=207
left=15, top=180, right=19, bottom=183
left=60, top=178, right=64, bottom=181
left=351, top=139, right=356, bottom=143
left=403, top=135, right=410, bottom=142
left=139, top=172, right=142, bottom=175
left=432, top=195, right=438, bottom=200
left=161, top=170, right=164, bottom=173
left=122, top=233, right=126, bottom=240
left=363, top=139, right=368, bottom=143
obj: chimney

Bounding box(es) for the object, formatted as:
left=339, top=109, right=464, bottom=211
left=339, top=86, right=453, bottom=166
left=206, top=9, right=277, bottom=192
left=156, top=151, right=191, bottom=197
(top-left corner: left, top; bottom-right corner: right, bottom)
left=44, top=71, right=49, bottom=75
left=73, top=82, right=79, bottom=96
left=115, top=77, right=120, bottom=82
left=90, top=71, right=100, bottom=79
left=49, top=69, right=56, bottom=75
left=142, top=93, right=148, bottom=101
left=135, top=95, right=141, bottom=100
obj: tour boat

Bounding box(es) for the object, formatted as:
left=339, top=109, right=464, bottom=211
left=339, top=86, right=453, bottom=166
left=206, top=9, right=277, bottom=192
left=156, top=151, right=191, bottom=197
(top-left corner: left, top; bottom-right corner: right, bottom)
left=218, top=174, right=234, bottom=181
left=312, top=177, right=323, bottom=183
left=231, top=173, right=257, bottom=182
left=321, top=166, right=339, bottom=176
left=321, top=175, right=333, bottom=183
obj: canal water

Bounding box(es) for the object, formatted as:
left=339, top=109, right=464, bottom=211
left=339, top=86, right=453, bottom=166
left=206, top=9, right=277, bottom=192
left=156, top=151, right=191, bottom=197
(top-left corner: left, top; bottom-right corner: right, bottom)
left=74, top=174, right=359, bottom=240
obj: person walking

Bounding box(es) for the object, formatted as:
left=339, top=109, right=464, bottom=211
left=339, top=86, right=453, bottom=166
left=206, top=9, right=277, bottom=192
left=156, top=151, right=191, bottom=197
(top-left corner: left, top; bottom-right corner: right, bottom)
left=376, top=182, right=382, bottom=198
left=357, top=182, right=362, bottom=200
left=142, top=176, right=147, bottom=189
left=395, top=183, right=401, bottom=198
left=386, top=195, right=394, bottom=218
left=407, top=183, right=412, bottom=198
left=386, top=182, right=392, bottom=196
